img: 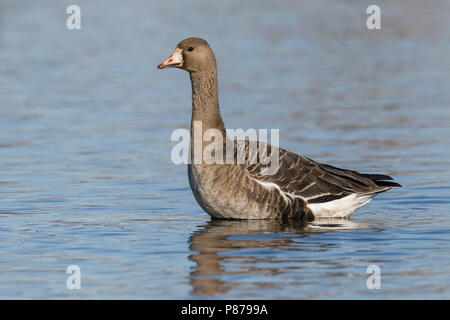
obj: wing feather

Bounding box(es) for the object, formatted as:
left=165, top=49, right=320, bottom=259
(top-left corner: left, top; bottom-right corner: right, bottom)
left=239, top=141, right=399, bottom=204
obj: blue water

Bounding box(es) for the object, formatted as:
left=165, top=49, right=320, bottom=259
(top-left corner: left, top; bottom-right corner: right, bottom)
left=0, top=0, right=449, bottom=299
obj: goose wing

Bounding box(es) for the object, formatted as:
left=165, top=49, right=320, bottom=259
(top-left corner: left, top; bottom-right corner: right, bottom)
left=243, top=141, right=400, bottom=204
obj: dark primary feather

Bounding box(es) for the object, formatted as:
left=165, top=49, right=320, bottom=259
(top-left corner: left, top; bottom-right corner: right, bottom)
left=360, top=173, right=394, bottom=181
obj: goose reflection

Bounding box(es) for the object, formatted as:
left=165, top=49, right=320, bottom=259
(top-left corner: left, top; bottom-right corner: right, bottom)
left=188, top=218, right=366, bottom=297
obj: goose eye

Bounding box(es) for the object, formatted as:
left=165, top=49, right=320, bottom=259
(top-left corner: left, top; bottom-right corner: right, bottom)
left=187, top=47, right=194, bottom=52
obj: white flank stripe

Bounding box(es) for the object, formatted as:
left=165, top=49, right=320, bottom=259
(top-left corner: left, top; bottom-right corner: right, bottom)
left=307, top=194, right=375, bottom=218
left=252, top=179, right=291, bottom=205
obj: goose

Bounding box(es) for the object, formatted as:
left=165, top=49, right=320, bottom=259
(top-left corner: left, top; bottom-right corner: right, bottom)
left=158, top=37, right=401, bottom=220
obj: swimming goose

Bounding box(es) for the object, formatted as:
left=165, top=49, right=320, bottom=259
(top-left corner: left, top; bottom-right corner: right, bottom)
left=158, top=37, right=401, bottom=220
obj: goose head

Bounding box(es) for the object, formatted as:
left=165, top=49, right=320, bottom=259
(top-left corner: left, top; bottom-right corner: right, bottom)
left=157, top=37, right=216, bottom=73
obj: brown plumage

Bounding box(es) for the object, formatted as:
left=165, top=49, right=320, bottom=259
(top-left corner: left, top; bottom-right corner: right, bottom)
left=158, top=37, right=401, bottom=220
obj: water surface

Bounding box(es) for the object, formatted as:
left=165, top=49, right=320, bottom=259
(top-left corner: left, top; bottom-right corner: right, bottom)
left=0, top=0, right=449, bottom=299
